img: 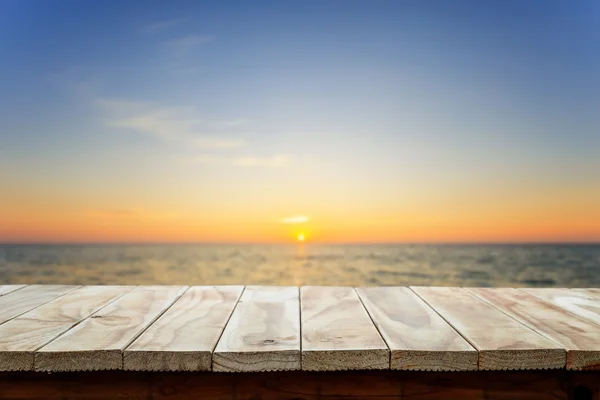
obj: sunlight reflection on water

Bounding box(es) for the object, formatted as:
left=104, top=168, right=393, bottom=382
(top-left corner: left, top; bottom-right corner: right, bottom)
left=1, top=244, right=599, bottom=287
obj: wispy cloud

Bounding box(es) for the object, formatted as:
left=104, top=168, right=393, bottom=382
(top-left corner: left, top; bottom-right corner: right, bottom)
left=280, top=216, right=310, bottom=224
left=211, top=119, right=254, bottom=129
left=97, top=98, right=291, bottom=168
left=167, top=35, right=214, bottom=51
left=233, top=155, right=290, bottom=167
left=194, top=139, right=247, bottom=149
left=141, top=18, right=185, bottom=34
left=187, top=154, right=292, bottom=168
left=187, top=155, right=224, bottom=164
left=97, top=98, right=247, bottom=149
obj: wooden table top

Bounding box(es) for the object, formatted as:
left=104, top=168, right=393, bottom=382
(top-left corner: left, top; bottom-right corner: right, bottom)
left=0, top=285, right=599, bottom=373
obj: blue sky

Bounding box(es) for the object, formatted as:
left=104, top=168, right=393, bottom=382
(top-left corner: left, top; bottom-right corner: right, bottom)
left=1, top=0, right=599, bottom=243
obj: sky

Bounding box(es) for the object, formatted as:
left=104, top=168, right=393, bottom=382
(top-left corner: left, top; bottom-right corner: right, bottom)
left=0, top=0, right=599, bottom=244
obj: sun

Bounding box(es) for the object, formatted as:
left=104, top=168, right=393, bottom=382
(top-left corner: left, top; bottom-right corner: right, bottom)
left=297, top=233, right=305, bottom=242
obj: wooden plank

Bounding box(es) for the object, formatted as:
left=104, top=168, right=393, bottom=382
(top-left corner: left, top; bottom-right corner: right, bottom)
left=411, top=287, right=565, bottom=371
left=124, top=285, right=244, bottom=371
left=0, top=285, right=133, bottom=371
left=576, top=288, right=600, bottom=295
left=357, top=286, right=477, bottom=371
left=468, top=288, right=600, bottom=370
left=0, top=285, right=79, bottom=325
left=521, top=288, right=600, bottom=327
left=35, top=285, right=187, bottom=372
left=0, top=285, right=26, bottom=297
left=301, top=286, right=389, bottom=371
left=212, top=286, right=300, bottom=372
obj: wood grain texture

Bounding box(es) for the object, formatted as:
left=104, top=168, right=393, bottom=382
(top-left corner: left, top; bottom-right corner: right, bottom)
left=213, top=286, right=300, bottom=372
left=0, top=285, right=79, bottom=326
left=0, top=285, right=26, bottom=297
left=301, top=286, right=389, bottom=371
left=357, top=286, right=477, bottom=371
left=521, top=288, right=600, bottom=327
left=411, top=287, right=565, bottom=371
left=124, top=285, right=244, bottom=371
left=468, top=287, right=600, bottom=371
left=0, top=285, right=133, bottom=371
left=35, top=285, right=187, bottom=372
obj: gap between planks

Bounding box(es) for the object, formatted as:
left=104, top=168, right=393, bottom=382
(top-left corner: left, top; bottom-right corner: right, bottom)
left=468, top=288, right=600, bottom=370
left=411, top=287, right=566, bottom=371
left=34, top=286, right=188, bottom=372
left=301, top=286, right=389, bottom=371
left=0, top=286, right=595, bottom=373
left=213, top=286, right=301, bottom=372
left=357, top=287, right=477, bottom=371
left=0, top=285, right=27, bottom=297
left=0, top=286, right=81, bottom=326
left=124, top=285, right=244, bottom=372
left=520, top=288, right=600, bottom=328
left=0, top=285, right=135, bottom=371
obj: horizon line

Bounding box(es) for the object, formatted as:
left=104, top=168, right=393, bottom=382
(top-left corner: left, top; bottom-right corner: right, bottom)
left=1, top=241, right=599, bottom=246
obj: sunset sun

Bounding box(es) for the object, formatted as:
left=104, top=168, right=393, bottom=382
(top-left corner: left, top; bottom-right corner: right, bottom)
left=297, top=233, right=305, bottom=242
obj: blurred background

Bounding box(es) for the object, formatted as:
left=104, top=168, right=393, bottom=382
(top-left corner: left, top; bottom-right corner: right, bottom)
left=1, top=1, right=599, bottom=286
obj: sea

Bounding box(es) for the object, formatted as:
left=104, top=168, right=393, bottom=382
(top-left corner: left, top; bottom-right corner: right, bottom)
left=1, top=244, right=599, bottom=287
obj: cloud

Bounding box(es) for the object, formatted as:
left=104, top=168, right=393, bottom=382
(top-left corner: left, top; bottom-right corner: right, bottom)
left=280, top=216, right=310, bottom=224
left=211, top=119, right=254, bottom=129
left=193, top=139, right=247, bottom=149
left=187, top=155, right=224, bottom=164
left=97, top=98, right=247, bottom=149
left=187, top=154, right=292, bottom=168
left=97, top=98, right=292, bottom=168
left=142, top=18, right=185, bottom=33
left=167, top=35, right=214, bottom=51
left=233, top=155, right=290, bottom=167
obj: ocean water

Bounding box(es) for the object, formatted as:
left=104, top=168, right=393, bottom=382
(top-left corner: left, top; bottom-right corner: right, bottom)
left=1, top=244, right=599, bottom=287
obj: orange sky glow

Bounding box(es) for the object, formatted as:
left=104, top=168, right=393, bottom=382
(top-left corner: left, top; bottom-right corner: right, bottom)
left=2, top=184, right=599, bottom=243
